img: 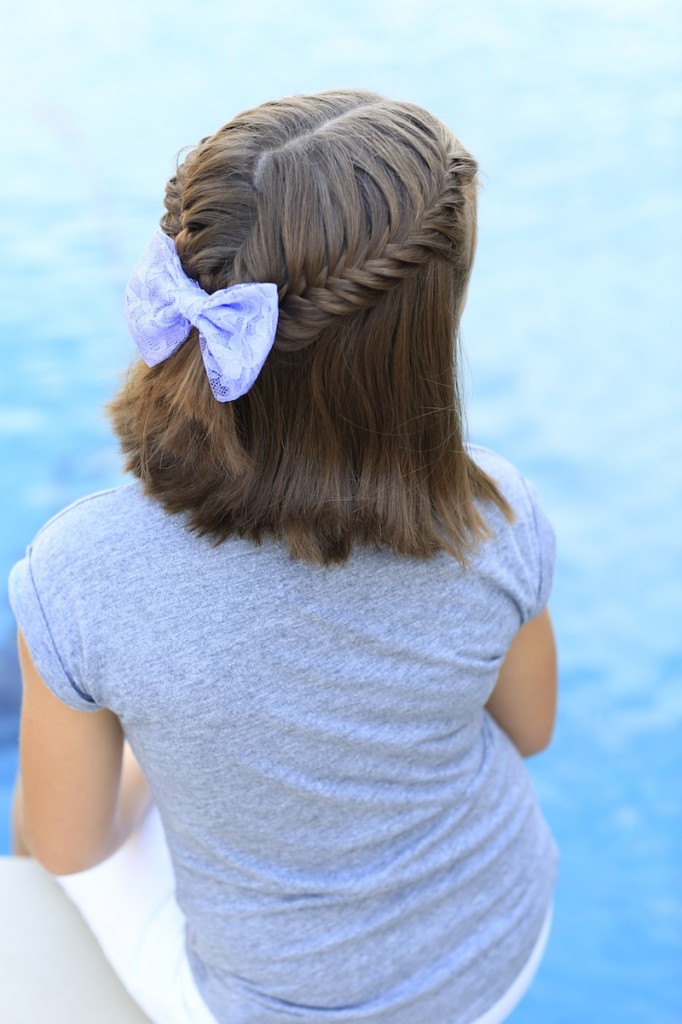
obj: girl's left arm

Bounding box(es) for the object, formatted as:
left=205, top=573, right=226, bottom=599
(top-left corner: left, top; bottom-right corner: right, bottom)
left=12, top=630, right=152, bottom=875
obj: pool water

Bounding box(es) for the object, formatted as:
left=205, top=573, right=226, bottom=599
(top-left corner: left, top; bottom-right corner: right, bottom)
left=1, top=2, right=680, bottom=1021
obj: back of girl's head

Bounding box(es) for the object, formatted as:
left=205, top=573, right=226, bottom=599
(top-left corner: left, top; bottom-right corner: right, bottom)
left=109, top=89, right=510, bottom=564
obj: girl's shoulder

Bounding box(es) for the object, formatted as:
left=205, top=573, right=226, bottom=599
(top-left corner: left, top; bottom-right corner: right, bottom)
left=26, top=482, right=163, bottom=555
left=31, top=481, right=145, bottom=536
left=469, top=444, right=551, bottom=526
left=468, top=443, right=532, bottom=497
left=12, top=482, right=171, bottom=598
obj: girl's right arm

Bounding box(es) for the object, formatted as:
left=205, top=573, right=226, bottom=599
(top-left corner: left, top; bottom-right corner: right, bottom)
left=13, top=631, right=153, bottom=874
left=485, top=608, right=558, bottom=757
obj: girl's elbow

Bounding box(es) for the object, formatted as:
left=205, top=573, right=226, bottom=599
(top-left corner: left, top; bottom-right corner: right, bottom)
left=30, top=845, right=89, bottom=876
left=515, top=720, right=556, bottom=758
left=26, top=832, right=111, bottom=876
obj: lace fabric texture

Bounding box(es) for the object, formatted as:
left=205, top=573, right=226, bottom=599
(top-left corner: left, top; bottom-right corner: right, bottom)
left=125, top=231, right=279, bottom=401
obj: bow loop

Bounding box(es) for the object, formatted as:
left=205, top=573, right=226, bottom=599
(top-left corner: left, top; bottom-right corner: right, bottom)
left=125, top=231, right=279, bottom=401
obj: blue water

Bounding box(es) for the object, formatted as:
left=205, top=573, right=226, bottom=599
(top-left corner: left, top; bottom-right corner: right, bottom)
left=1, top=1, right=680, bottom=1020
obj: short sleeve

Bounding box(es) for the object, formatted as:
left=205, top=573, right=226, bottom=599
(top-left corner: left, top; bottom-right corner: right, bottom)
left=519, top=475, right=556, bottom=621
left=8, top=540, right=101, bottom=713
left=469, top=445, right=556, bottom=625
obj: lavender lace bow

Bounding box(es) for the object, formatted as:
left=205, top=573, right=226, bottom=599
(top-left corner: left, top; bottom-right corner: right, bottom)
left=125, top=231, right=279, bottom=401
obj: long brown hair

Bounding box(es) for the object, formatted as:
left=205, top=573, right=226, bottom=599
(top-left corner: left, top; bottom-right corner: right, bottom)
left=108, top=90, right=512, bottom=564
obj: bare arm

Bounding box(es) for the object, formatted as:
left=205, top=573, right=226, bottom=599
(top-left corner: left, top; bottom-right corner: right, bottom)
left=12, top=630, right=152, bottom=874
left=485, top=608, right=558, bottom=757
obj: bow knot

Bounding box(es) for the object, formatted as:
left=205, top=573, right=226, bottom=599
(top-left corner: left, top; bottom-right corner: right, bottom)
left=125, top=231, right=279, bottom=401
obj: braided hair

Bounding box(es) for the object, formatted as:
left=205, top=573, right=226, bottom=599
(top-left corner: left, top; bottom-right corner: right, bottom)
left=109, top=90, right=511, bottom=564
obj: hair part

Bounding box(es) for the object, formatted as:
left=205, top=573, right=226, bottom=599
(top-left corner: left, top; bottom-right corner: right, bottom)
left=109, top=89, right=512, bottom=565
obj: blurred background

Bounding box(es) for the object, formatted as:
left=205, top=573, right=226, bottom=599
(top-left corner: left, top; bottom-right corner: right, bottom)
left=0, top=0, right=680, bottom=1020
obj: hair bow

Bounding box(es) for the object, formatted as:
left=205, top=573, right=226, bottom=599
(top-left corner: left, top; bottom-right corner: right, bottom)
left=125, top=231, right=279, bottom=402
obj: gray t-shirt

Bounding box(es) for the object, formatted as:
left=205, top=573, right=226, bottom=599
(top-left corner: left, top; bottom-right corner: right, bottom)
left=9, top=446, right=557, bottom=1024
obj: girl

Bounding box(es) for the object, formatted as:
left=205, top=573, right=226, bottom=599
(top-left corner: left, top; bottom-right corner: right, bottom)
left=9, top=89, right=557, bottom=1024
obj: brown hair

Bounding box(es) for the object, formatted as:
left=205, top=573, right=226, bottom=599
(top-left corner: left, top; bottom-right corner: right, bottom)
left=108, top=89, right=512, bottom=564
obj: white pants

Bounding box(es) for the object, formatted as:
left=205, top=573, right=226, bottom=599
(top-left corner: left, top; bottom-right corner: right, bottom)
left=56, top=807, right=216, bottom=1024
left=57, top=806, right=552, bottom=1024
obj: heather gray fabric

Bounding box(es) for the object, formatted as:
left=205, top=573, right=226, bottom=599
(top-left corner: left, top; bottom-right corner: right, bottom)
left=9, top=446, right=557, bottom=1024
